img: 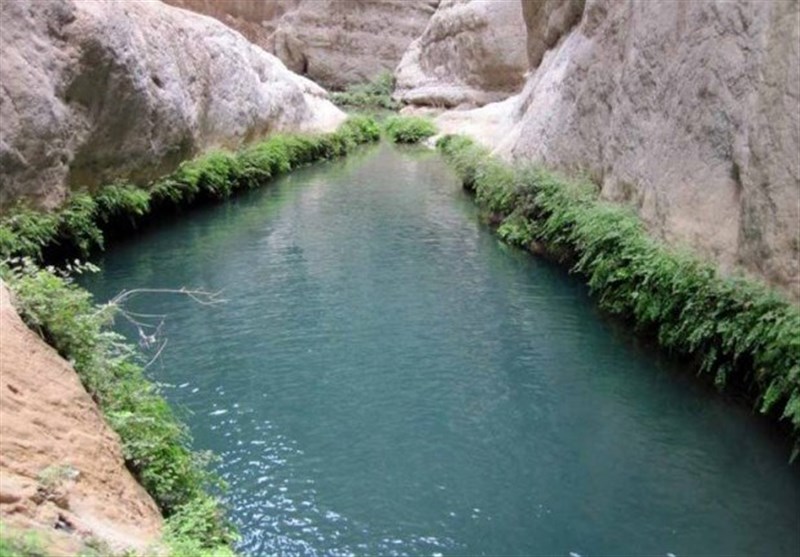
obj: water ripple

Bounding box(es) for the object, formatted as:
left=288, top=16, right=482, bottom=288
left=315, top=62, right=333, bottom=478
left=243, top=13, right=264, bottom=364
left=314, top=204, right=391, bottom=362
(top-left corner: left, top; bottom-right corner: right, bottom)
left=83, top=144, right=800, bottom=557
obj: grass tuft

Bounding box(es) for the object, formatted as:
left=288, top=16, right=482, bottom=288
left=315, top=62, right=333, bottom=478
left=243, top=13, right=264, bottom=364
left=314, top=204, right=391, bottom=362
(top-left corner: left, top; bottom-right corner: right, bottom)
left=383, top=116, right=437, bottom=144
left=330, top=71, right=400, bottom=111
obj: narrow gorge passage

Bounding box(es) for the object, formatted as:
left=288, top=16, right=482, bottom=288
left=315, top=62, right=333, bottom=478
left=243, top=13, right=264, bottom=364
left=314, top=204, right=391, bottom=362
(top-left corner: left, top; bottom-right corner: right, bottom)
left=82, top=144, right=800, bottom=557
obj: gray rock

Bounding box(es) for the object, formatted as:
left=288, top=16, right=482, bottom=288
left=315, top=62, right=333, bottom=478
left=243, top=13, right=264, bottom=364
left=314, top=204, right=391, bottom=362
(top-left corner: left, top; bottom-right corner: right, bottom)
left=166, top=0, right=438, bottom=91
left=394, top=0, right=529, bottom=108
left=0, top=0, right=344, bottom=209
left=439, top=0, right=800, bottom=300
left=522, top=0, right=585, bottom=69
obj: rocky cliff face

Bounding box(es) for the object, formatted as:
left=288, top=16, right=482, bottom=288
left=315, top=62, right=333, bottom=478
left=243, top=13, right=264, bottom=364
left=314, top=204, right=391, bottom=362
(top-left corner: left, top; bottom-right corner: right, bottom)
left=0, top=284, right=162, bottom=554
left=0, top=0, right=344, bottom=210
left=394, top=0, right=528, bottom=108
left=165, top=0, right=438, bottom=91
left=164, top=0, right=300, bottom=45
left=438, top=0, right=800, bottom=299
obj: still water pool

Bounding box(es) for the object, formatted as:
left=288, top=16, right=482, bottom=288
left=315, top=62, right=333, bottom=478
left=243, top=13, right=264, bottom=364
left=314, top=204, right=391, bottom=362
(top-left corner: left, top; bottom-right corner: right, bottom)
left=83, top=144, right=800, bottom=556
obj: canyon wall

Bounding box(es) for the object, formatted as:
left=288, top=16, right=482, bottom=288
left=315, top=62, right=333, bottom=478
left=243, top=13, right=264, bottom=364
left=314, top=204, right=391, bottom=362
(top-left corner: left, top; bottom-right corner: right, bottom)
left=163, top=0, right=300, bottom=45
left=0, top=0, right=344, bottom=210
left=437, top=0, right=800, bottom=299
left=165, top=0, right=438, bottom=91
left=394, top=0, right=529, bottom=108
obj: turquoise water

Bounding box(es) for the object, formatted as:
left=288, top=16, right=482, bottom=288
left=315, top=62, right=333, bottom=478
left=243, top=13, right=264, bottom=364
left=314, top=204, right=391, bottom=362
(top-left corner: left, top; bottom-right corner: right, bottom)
left=83, top=144, right=800, bottom=556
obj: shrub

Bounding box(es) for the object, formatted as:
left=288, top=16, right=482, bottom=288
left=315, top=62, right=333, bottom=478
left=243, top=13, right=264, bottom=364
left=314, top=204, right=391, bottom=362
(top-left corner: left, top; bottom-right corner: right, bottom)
left=57, top=194, right=104, bottom=255
left=0, top=525, right=48, bottom=557
left=164, top=494, right=238, bottom=555
left=95, top=183, right=151, bottom=223
left=330, top=71, right=400, bottom=111
left=0, top=207, right=60, bottom=260
left=195, top=151, right=242, bottom=199
left=383, top=116, right=437, bottom=144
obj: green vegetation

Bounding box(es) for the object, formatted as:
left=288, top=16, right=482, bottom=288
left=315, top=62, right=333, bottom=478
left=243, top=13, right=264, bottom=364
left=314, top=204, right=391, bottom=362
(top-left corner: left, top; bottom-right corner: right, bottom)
left=383, top=116, right=437, bottom=144
left=330, top=71, right=400, bottom=111
left=0, top=526, right=47, bottom=557
left=0, top=525, right=121, bottom=557
left=0, top=117, right=382, bottom=555
left=0, top=116, right=381, bottom=262
left=0, top=260, right=236, bottom=554
left=437, top=134, right=800, bottom=459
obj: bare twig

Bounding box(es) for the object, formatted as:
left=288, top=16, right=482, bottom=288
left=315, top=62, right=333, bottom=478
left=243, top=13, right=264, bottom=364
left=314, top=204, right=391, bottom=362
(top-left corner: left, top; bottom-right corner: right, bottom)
left=96, top=286, right=226, bottom=367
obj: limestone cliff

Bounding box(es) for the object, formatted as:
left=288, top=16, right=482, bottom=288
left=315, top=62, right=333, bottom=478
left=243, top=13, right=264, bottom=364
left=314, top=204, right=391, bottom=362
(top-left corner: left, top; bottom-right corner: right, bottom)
left=164, top=0, right=300, bottom=46
left=0, top=284, right=163, bottom=554
left=0, top=0, right=345, bottom=210
left=165, top=0, right=438, bottom=91
left=394, top=0, right=528, bottom=108
left=436, top=0, right=800, bottom=300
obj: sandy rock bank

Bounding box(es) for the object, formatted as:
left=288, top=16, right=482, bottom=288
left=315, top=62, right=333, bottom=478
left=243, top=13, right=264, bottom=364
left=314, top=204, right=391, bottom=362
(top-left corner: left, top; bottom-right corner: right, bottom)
left=0, top=283, right=163, bottom=554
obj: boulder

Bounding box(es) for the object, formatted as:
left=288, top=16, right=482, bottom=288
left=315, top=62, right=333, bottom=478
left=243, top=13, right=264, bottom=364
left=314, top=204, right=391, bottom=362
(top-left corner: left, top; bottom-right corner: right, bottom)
left=438, top=0, right=800, bottom=300
left=0, top=0, right=345, bottom=209
left=394, top=0, right=528, bottom=108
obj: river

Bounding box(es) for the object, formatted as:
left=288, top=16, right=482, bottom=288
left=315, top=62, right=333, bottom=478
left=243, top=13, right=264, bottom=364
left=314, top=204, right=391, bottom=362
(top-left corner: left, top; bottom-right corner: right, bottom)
left=82, top=143, right=800, bottom=556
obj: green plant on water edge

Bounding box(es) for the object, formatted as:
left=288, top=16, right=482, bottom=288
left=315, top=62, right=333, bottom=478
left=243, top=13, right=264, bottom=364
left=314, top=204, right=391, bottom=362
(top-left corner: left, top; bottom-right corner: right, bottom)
left=0, top=116, right=381, bottom=263
left=436, top=134, right=800, bottom=461
left=36, top=464, right=79, bottom=492
left=383, top=115, right=437, bottom=144
left=330, top=71, right=400, bottom=111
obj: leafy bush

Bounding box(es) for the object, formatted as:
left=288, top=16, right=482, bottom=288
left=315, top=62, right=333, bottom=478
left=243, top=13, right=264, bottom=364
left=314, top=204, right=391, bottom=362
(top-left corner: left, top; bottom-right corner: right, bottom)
left=438, top=134, right=800, bottom=459
left=383, top=116, right=437, bottom=144
left=95, top=183, right=151, bottom=223
left=58, top=194, right=104, bottom=255
left=330, top=71, right=400, bottom=111
left=164, top=495, right=238, bottom=556
left=0, top=207, right=60, bottom=260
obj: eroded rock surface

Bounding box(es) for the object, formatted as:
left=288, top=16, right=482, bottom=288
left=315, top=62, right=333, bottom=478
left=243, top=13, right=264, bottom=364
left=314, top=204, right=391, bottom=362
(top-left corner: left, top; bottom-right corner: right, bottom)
left=394, top=0, right=528, bottom=108
left=165, top=0, right=300, bottom=46
left=166, top=0, right=438, bottom=91
left=438, top=0, right=800, bottom=299
left=0, top=0, right=344, bottom=209
left=0, top=283, right=163, bottom=554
